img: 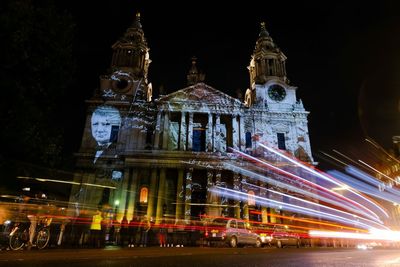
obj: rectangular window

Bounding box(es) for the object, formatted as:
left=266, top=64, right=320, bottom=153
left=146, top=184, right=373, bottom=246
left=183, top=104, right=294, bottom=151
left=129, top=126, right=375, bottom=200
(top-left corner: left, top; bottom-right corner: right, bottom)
left=277, top=133, right=286, bottom=150
left=245, top=132, right=252, bottom=148
left=192, top=128, right=206, bottom=152
left=110, top=125, right=119, bottom=143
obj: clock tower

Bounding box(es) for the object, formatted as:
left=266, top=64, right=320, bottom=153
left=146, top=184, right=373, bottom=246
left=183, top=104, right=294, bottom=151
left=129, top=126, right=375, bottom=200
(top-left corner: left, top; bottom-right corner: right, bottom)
left=98, top=12, right=152, bottom=102
left=244, top=22, right=314, bottom=163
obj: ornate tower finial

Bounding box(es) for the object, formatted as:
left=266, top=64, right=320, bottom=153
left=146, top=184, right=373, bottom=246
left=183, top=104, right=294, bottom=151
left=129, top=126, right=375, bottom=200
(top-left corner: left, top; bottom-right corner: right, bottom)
left=259, top=21, right=269, bottom=37
left=187, top=56, right=205, bottom=85
left=132, top=12, right=142, bottom=29
left=110, top=11, right=150, bottom=81
left=248, top=21, right=288, bottom=86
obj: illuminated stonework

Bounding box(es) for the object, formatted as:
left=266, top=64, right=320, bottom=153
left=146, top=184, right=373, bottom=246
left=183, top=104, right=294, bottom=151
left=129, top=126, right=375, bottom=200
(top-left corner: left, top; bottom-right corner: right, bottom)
left=69, top=15, right=314, bottom=227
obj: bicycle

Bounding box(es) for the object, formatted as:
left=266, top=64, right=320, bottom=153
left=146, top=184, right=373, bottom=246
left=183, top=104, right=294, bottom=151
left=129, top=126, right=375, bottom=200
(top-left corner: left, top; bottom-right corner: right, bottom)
left=9, top=217, right=52, bottom=250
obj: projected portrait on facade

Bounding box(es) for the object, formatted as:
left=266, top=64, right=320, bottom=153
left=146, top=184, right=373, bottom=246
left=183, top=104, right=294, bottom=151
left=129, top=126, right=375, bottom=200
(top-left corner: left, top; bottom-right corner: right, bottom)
left=91, top=105, right=121, bottom=163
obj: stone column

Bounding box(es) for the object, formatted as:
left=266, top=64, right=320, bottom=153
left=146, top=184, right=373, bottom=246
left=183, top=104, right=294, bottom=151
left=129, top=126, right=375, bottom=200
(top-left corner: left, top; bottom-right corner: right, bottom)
left=239, top=116, right=245, bottom=151
left=154, top=111, right=162, bottom=149
left=206, top=170, right=214, bottom=217
left=175, top=169, right=184, bottom=223
left=242, top=176, right=249, bottom=220
left=259, top=181, right=268, bottom=224
left=162, top=112, right=169, bottom=150
left=283, top=61, right=287, bottom=77
left=187, top=113, right=194, bottom=151
left=261, top=58, right=266, bottom=74
left=233, top=173, right=241, bottom=219
left=206, top=113, right=213, bottom=152
left=126, top=170, right=139, bottom=220
left=156, top=168, right=166, bottom=224
left=184, top=168, right=193, bottom=223
left=232, top=115, right=239, bottom=150
left=146, top=168, right=158, bottom=221
left=214, top=114, right=220, bottom=152
left=119, top=168, right=131, bottom=220
left=272, top=60, right=277, bottom=76
left=215, top=171, right=222, bottom=216
left=179, top=112, right=187, bottom=151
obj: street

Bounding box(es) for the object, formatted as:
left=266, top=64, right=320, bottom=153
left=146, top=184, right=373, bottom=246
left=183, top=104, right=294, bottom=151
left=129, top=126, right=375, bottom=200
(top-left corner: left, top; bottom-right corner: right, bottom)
left=1, top=247, right=400, bottom=267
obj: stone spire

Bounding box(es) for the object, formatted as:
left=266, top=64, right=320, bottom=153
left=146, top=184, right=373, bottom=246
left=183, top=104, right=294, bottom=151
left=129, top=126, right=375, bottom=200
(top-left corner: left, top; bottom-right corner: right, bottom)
left=186, top=56, right=205, bottom=85
left=248, top=22, right=288, bottom=86
left=110, top=12, right=151, bottom=80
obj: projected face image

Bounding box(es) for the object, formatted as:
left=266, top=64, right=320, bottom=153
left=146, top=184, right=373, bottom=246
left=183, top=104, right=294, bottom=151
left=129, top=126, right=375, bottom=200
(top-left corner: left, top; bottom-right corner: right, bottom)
left=91, top=106, right=121, bottom=146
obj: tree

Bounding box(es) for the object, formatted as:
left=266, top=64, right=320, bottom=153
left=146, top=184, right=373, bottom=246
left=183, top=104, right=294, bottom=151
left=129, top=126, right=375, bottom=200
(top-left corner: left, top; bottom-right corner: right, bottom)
left=0, top=0, right=77, bottom=187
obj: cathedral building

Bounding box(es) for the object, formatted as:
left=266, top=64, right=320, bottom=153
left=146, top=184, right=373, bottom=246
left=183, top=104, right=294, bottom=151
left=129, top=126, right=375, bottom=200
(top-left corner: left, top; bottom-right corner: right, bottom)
left=69, top=13, right=314, bottom=225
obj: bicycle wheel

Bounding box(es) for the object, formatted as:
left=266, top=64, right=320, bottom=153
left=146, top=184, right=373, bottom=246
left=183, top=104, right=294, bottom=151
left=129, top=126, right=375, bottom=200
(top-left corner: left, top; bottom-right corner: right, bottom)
left=9, top=228, right=28, bottom=250
left=36, top=227, right=50, bottom=249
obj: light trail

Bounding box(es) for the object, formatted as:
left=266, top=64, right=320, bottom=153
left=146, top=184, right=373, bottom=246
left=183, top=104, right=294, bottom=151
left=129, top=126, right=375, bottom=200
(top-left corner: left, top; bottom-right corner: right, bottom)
left=248, top=210, right=368, bottom=232
left=244, top=182, right=385, bottom=231
left=230, top=148, right=383, bottom=221
left=310, top=229, right=400, bottom=241
left=329, top=170, right=400, bottom=204
left=258, top=144, right=388, bottom=219
left=224, top=162, right=380, bottom=221
left=210, top=186, right=389, bottom=230
left=358, top=159, right=396, bottom=183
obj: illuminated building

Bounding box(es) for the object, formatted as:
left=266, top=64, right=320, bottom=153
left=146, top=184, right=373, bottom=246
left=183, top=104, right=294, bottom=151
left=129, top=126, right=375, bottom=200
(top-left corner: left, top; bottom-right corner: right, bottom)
left=69, top=13, right=314, bottom=224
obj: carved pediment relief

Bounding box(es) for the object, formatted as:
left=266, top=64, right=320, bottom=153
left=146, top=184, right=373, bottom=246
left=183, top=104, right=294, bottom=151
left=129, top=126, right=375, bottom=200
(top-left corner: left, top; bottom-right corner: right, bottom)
left=158, top=83, right=242, bottom=106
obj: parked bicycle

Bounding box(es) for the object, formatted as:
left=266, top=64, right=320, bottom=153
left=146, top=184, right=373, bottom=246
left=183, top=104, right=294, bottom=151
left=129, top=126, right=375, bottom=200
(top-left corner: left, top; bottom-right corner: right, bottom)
left=9, top=217, right=52, bottom=250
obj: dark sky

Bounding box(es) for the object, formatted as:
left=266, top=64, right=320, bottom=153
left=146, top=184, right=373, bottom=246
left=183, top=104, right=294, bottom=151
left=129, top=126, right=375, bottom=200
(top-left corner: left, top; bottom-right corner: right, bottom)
left=66, top=1, right=400, bottom=157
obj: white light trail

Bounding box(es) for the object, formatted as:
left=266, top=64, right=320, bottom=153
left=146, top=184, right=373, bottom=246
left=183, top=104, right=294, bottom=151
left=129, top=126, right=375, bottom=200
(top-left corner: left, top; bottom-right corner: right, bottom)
left=257, top=144, right=388, bottom=219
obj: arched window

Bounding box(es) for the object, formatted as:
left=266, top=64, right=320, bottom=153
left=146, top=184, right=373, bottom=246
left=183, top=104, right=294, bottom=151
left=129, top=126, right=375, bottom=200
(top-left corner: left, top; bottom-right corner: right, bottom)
left=139, top=187, right=148, bottom=204
left=248, top=190, right=255, bottom=206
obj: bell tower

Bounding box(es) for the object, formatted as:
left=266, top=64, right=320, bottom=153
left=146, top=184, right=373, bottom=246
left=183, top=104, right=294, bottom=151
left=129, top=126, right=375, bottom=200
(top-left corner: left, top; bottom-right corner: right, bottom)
left=245, top=22, right=295, bottom=109
left=99, top=12, right=152, bottom=102
left=111, top=12, right=150, bottom=80
left=248, top=22, right=288, bottom=86
left=244, top=22, right=314, bottom=163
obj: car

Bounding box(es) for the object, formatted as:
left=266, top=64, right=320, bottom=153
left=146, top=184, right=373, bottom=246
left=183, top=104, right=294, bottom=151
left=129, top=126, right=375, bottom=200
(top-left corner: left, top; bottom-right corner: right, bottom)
left=251, top=224, right=274, bottom=247
left=270, top=225, right=301, bottom=248
left=205, top=218, right=262, bottom=248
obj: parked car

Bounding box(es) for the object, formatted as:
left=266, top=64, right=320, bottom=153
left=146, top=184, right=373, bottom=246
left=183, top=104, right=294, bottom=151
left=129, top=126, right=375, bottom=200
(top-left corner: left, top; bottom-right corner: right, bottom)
left=250, top=224, right=272, bottom=247
left=270, top=225, right=301, bottom=248
left=205, top=218, right=262, bottom=248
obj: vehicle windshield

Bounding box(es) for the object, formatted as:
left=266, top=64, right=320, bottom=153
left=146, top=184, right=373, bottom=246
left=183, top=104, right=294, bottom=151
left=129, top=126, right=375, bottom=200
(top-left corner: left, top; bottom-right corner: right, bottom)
left=209, top=218, right=228, bottom=226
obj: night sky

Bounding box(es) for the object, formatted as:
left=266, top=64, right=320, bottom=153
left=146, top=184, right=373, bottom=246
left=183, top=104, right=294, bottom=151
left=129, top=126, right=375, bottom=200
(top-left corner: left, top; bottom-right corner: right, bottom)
left=64, top=1, right=400, bottom=159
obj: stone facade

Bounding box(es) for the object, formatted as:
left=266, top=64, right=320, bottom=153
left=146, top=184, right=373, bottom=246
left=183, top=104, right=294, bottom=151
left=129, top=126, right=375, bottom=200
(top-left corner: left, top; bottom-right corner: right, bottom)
left=69, top=14, right=314, bottom=225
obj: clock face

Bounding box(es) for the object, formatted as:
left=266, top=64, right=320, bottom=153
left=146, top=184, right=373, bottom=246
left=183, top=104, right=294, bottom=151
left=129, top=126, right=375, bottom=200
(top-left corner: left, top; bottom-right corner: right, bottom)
left=111, top=71, right=133, bottom=94
left=268, top=84, right=286, bottom=102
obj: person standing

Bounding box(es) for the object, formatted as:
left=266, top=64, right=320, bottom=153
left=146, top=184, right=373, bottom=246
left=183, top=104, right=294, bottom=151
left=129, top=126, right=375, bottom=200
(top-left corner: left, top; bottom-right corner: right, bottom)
left=158, top=219, right=167, bottom=247
left=128, top=216, right=138, bottom=248
left=139, top=215, right=151, bottom=247
left=120, top=216, right=128, bottom=247
left=90, top=208, right=103, bottom=248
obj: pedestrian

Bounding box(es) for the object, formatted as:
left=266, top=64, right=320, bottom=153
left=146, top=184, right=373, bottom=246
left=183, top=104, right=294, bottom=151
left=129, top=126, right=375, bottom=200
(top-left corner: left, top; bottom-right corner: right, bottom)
left=139, top=215, right=151, bottom=247
left=128, top=216, right=138, bottom=247
left=158, top=219, right=167, bottom=247
left=166, top=220, right=174, bottom=247
left=90, top=208, right=103, bottom=248
left=120, top=215, right=128, bottom=247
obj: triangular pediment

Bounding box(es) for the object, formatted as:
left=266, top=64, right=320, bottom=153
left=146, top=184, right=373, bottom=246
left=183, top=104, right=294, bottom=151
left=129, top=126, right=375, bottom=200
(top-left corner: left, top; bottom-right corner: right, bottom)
left=158, top=83, right=243, bottom=106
